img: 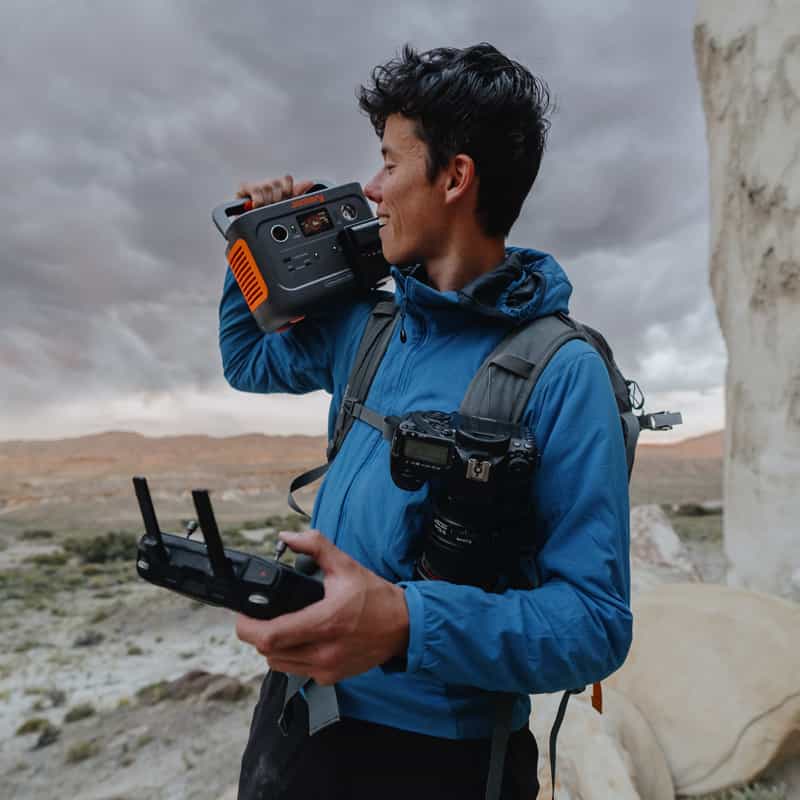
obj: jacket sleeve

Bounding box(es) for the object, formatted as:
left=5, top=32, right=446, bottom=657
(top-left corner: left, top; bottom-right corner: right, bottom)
left=398, top=342, right=632, bottom=694
left=220, top=267, right=343, bottom=395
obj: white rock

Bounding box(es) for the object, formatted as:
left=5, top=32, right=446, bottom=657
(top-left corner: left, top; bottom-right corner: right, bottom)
left=530, top=686, right=673, bottom=800
left=605, top=583, right=800, bottom=795
left=629, top=505, right=701, bottom=596
left=694, top=0, right=800, bottom=600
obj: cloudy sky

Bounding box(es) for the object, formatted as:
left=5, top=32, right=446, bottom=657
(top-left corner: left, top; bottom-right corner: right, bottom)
left=1, top=0, right=724, bottom=443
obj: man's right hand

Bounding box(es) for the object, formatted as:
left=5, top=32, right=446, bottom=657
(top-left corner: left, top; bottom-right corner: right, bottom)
left=236, top=175, right=317, bottom=209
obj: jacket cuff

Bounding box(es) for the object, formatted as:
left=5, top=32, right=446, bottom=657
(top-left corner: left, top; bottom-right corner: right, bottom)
left=390, top=581, right=423, bottom=673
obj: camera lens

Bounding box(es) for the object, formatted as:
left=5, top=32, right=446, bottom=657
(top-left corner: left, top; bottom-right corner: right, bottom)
left=340, top=203, right=358, bottom=222
left=270, top=224, right=289, bottom=242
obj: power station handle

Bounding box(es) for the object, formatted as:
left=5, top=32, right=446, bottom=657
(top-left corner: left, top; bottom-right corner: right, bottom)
left=211, top=182, right=331, bottom=238
left=212, top=199, right=252, bottom=238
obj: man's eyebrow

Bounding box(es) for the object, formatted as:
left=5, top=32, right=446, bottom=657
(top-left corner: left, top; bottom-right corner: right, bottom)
left=381, top=145, right=397, bottom=158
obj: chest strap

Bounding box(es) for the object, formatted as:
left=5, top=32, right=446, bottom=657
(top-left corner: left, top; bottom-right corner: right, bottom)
left=288, top=401, right=397, bottom=518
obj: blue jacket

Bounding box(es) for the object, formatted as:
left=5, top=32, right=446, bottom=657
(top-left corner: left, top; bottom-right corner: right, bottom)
left=219, top=246, right=632, bottom=739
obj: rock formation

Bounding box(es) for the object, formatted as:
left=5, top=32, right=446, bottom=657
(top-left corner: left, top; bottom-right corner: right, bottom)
left=605, top=583, right=800, bottom=795
left=629, top=505, right=701, bottom=596
left=530, top=687, right=674, bottom=800
left=694, top=1, right=800, bottom=598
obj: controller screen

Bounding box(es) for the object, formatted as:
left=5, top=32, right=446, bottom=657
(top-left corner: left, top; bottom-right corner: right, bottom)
left=298, top=207, right=333, bottom=237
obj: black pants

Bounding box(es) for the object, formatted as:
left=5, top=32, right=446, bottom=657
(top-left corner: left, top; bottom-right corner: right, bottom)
left=239, top=671, right=540, bottom=800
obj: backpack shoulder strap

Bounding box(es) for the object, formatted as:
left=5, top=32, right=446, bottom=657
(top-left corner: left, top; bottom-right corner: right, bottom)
left=463, top=313, right=609, bottom=800
left=328, top=291, right=398, bottom=461
left=287, top=291, right=398, bottom=518
left=460, top=313, right=584, bottom=423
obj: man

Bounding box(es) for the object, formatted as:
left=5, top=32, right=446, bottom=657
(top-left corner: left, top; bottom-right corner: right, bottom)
left=221, top=43, right=632, bottom=799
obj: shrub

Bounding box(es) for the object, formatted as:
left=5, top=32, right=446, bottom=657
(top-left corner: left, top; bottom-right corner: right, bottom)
left=693, top=780, right=787, bottom=799
left=21, top=529, right=54, bottom=540
left=34, top=722, right=60, bottom=749
left=65, top=739, right=101, bottom=763
left=73, top=630, right=104, bottom=648
left=24, top=551, right=68, bottom=567
left=264, top=513, right=306, bottom=532
left=16, top=717, right=50, bottom=736
left=64, top=703, right=95, bottom=723
left=136, top=680, right=170, bottom=706
left=64, top=531, right=138, bottom=564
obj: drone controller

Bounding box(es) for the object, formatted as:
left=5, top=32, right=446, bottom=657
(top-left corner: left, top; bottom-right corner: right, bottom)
left=132, top=477, right=324, bottom=619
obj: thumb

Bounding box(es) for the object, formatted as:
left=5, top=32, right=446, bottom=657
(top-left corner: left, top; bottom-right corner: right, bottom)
left=279, top=529, right=339, bottom=572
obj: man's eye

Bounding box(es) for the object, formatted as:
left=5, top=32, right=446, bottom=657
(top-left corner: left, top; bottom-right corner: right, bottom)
left=385, top=164, right=395, bottom=173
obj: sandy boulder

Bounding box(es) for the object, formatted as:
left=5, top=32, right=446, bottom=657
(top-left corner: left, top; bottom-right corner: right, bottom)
left=530, top=687, right=673, bottom=799
left=605, top=583, right=800, bottom=795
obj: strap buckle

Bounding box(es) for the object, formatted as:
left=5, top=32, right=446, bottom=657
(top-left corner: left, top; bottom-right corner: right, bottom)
left=639, top=411, right=683, bottom=431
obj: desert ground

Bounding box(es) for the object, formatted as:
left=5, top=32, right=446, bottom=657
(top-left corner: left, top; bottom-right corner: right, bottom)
left=1, top=429, right=761, bottom=800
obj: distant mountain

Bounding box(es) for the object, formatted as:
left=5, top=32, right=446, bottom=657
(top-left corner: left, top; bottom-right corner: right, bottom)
left=632, top=430, right=722, bottom=505
left=638, top=430, right=722, bottom=459
left=0, top=428, right=723, bottom=461
left=0, top=429, right=723, bottom=521
left=0, top=430, right=328, bottom=474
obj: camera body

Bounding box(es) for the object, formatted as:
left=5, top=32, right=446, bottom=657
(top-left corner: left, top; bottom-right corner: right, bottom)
left=213, top=182, right=390, bottom=333
left=389, top=411, right=539, bottom=588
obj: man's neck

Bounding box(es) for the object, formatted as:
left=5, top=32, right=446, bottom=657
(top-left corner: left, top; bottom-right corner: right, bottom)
left=423, top=234, right=507, bottom=293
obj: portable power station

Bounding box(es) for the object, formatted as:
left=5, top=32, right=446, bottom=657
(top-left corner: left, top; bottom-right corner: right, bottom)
left=212, top=182, right=391, bottom=332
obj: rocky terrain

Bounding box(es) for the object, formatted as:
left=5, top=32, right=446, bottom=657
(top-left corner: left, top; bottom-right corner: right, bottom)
left=0, top=429, right=756, bottom=800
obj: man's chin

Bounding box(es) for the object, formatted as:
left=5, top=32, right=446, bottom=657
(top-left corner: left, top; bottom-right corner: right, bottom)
left=381, top=244, right=419, bottom=270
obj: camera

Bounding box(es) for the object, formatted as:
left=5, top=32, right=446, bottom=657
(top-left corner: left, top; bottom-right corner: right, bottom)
left=213, top=182, right=391, bottom=332
left=389, top=411, right=539, bottom=589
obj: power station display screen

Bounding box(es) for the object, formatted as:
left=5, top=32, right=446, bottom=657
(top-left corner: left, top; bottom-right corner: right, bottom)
left=298, top=207, right=333, bottom=237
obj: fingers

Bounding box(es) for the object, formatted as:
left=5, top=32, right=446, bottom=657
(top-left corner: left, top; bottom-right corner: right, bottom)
left=235, top=175, right=314, bottom=209
left=235, top=590, right=332, bottom=653
left=279, top=529, right=339, bottom=572
left=237, top=619, right=318, bottom=679
left=268, top=642, right=342, bottom=685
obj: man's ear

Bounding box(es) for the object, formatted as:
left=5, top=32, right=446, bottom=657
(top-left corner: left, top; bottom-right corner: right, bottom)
left=444, top=154, right=475, bottom=202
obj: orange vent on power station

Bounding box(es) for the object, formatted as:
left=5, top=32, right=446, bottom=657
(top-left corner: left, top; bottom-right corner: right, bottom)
left=227, top=239, right=268, bottom=312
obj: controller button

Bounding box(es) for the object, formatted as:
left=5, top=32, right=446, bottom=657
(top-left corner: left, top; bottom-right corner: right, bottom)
left=137, top=559, right=150, bottom=571
left=248, top=594, right=270, bottom=606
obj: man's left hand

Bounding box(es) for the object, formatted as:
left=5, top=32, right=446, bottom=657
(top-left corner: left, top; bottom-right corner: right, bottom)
left=235, top=530, right=410, bottom=685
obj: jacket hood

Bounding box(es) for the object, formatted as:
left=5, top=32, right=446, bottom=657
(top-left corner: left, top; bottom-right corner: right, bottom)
left=390, top=246, right=572, bottom=324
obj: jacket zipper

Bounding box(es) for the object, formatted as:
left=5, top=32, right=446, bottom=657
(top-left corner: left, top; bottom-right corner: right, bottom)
left=399, top=295, right=408, bottom=343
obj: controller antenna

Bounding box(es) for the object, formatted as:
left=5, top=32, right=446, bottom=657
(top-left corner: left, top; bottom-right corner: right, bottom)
left=133, top=476, right=168, bottom=561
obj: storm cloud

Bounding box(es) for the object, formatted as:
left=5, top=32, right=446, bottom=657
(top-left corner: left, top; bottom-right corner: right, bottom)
left=0, top=0, right=723, bottom=441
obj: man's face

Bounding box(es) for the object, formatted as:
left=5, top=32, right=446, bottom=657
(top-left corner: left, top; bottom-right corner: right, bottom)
left=364, top=114, right=448, bottom=267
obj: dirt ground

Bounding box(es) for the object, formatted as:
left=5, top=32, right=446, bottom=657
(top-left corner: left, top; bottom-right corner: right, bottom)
left=0, top=430, right=729, bottom=800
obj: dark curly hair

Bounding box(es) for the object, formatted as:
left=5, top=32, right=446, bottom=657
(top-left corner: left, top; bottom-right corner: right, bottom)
left=357, top=42, right=552, bottom=239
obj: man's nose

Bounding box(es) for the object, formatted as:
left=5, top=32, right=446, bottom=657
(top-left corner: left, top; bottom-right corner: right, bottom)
left=364, top=172, right=382, bottom=204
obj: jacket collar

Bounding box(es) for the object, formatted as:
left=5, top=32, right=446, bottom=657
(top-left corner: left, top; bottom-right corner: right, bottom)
left=390, top=246, right=572, bottom=324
